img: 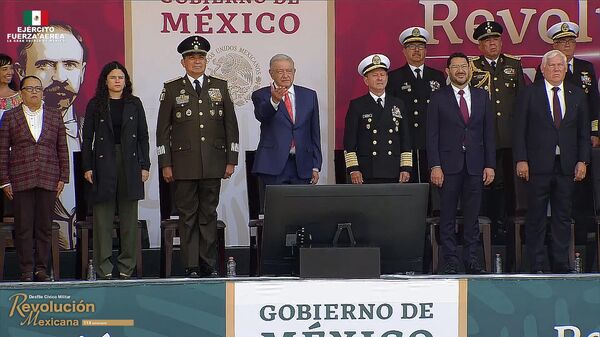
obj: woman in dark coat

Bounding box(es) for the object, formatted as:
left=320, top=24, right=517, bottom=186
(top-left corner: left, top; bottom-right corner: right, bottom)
left=82, top=61, right=150, bottom=279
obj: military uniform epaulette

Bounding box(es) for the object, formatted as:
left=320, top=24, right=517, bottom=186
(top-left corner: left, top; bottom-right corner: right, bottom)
left=503, top=54, right=521, bottom=61
left=164, top=76, right=182, bottom=84
left=469, top=56, right=481, bottom=61
left=208, top=75, right=226, bottom=83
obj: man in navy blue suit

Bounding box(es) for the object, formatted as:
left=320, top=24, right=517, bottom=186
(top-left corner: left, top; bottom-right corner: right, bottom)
left=514, top=50, right=590, bottom=274
left=427, top=52, right=496, bottom=274
left=252, top=54, right=322, bottom=209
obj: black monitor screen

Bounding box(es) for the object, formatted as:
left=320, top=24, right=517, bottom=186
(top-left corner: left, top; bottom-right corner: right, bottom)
left=262, top=183, right=429, bottom=275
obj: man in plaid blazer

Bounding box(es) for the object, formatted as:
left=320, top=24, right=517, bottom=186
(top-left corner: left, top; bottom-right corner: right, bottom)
left=0, top=76, right=69, bottom=282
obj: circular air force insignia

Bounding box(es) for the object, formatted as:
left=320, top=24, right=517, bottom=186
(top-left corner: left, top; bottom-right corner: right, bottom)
left=411, top=28, right=420, bottom=36
left=561, top=23, right=569, bottom=32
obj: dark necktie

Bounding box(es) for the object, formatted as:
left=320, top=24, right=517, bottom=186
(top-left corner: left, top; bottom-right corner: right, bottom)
left=194, top=79, right=202, bottom=96
left=552, top=87, right=562, bottom=128
left=414, top=68, right=422, bottom=80
left=490, top=60, right=496, bottom=71
left=458, top=89, right=469, bottom=124
left=568, top=63, right=573, bottom=75
left=377, top=97, right=384, bottom=109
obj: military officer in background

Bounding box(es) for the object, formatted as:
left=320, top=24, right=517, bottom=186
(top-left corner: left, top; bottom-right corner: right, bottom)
left=535, top=22, right=600, bottom=263
left=387, top=27, right=445, bottom=183
left=469, top=21, right=525, bottom=242
left=156, top=35, right=239, bottom=278
left=344, top=54, right=412, bottom=184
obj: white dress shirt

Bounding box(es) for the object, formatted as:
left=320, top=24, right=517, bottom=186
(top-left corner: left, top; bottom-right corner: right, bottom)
left=23, top=103, right=44, bottom=141
left=369, top=91, right=386, bottom=107
left=408, top=64, right=424, bottom=79
left=187, top=74, right=204, bottom=91
left=270, top=84, right=296, bottom=122
left=451, top=84, right=471, bottom=116
left=544, top=80, right=565, bottom=154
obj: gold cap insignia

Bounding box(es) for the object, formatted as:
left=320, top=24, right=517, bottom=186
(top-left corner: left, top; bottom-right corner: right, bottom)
left=412, top=28, right=420, bottom=36
left=372, top=55, right=381, bottom=64
left=561, top=23, right=569, bottom=32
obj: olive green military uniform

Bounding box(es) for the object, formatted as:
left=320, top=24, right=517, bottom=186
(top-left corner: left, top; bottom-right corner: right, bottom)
left=156, top=75, right=239, bottom=273
left=470, top=54, right=525, bottom=240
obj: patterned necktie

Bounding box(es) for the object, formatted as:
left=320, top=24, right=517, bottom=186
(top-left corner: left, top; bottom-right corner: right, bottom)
left=284, top=92, right=293, bottom=123
left=490, top=60, right=496, bottom=71
left=194, top=79, right=202, bottom=96
left=377, top=97, right=384, bottom=109
left=284, top=92, right=295, bottom=148
left=458, top=89, right=469, bottom=124
left=552, top=87, right=562, bottom=128
left=414, top=68, right=422, bottom=80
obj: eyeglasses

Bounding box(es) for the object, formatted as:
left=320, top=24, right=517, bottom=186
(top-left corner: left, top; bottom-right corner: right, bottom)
left=22, top=86, right=43, bottom=93
left=555, top=38, right=576, bottom=46
left=449, top=64, right=469, bottom=71
left=406, top=44, right=426, bottom=51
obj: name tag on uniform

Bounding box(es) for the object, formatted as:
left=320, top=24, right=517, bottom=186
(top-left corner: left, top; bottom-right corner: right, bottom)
left=208, top=88, right=223, bottom=102
left=362, top=113, right=373, bottom=119
left=175, top=94, right=189, bottom=105
left=504, top=67, right=515, bottom=75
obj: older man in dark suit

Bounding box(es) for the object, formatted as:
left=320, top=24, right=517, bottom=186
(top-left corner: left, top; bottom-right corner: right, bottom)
left=252, top=54, right=322, bottom=210
left=427, top=52, right=496, bottom=274
left=514, top=50, right=590, bottom=274
left=0, top=76, right=69, bottom=282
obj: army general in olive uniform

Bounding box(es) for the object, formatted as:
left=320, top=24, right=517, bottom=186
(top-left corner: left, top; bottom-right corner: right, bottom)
left=344, top=54, right=412, bottom=184
left=469, top=21, right=525, bottom=241
left=156, top=36, right=239, bottom=278
left=387, top=27, right=445, bottom=184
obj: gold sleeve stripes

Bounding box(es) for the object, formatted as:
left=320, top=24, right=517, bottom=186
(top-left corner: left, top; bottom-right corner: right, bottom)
left=344, top=151, right=359, bottom=168
left=592, top=119, right=598, bottom=132
left=400, top=151, right=413, bottom=167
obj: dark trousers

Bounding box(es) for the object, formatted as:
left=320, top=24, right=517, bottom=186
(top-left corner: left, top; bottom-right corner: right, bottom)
left=526, top=157, right=574, bottom=272
left=258, top=154, right=310, bottom=212
left=439, top=162, right=483, bottom=266
left=174, top=178, right=221, bottom=270
left=409, top=149, right=429, bottom=184
left=481, top=149, right=515, bottom=231
left=13, top=188, right=56, bottom=274
left=92, top=145, right=138, bottom=277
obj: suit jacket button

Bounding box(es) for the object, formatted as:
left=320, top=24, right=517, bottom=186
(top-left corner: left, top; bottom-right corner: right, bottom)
left=199, top=100, right=203, bottom=103
left=201, top=137, right=205, bottom=141
left=372, top=151, right=377, bottom=156
left=497, top=112, right=501, bottom=116
left=373, top=129, right=377, bottom=134
left=389, top=129, right=394, bottom=133
left=200, top=124, right=204, bottom=129
left=373, top=140, right=377, bottom=145
left=388, top=151, right=392, bottom=155
left=496, top=100, right=500, bottom=104
left=414, top=111, right=418, bottom=115
left=132, top=134, right=136, bottom=138
left=414, top=123, right=419, bottom=128
left=388, top=140, right=392, bottom=144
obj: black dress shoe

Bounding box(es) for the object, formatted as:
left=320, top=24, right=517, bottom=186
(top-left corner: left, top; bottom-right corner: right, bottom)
left=20, top=272, right=33, bottom=282
left=185, top=268, right=201, bottom=278
left=443, top=263, right=458, bottom=275
left=534, top=270, right=545, bottom=274
left=119, top=273, right=131, bottom=280
left=34, top=270, right=51, bottom=282
left=98, top=273, right=113, bottom=280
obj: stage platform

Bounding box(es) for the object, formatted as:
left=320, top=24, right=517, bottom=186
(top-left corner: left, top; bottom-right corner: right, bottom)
left=1, top=274, right=599, bottom=337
